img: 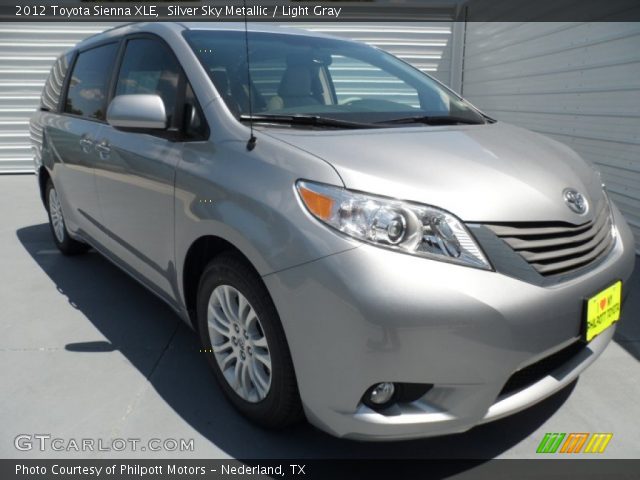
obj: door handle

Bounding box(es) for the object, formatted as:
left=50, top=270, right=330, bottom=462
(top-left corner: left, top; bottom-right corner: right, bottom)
left=95, top=141, right=111, bottom=158
left=79, top=137, right=93, bottom=153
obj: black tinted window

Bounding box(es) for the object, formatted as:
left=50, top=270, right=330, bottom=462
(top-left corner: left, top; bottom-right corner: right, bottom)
left=41, top=53, right=72, bottom=112
left=64, top=43, right=118, bottom=120
left=115, top=38, right=181, bottom=125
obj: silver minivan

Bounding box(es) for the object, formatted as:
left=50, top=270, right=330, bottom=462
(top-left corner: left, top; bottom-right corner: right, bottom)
left=30, top=23, right=635, bottom=440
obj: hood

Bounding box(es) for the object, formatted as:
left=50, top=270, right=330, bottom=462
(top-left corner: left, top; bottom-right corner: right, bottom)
left=263, top=122, right=604, bottom=223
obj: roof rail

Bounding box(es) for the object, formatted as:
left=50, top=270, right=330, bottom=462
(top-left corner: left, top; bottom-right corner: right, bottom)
left=80, top=22, right=135, bottom=42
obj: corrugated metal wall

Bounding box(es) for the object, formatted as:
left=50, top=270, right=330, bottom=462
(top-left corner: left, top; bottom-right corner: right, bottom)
left=463, top=22, right=640, bottom=252
left=0, top=21, right=455, bottom=173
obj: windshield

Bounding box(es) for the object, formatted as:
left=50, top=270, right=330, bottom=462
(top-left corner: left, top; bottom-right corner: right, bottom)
left=184, top=29, right=486, bottom=126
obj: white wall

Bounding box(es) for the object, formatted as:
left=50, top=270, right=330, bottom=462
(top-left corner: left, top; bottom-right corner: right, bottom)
left=462, top=22, right=640, bottom=252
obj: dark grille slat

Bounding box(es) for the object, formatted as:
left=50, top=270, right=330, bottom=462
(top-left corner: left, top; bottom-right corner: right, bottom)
left=486, top=214, right=599, bottom=237
left=520, top=221, right=610, bottom=262
left=531, top=233, right=613, bottom=275
left=502, top=206, right=609, bottom=250
left=488, top=223, right=590, bottom=237
left=484, top=200, right=614, bottom=277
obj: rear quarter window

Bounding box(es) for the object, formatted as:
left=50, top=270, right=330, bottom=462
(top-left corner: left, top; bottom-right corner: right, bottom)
left=41, top=52, right=73, bottom=112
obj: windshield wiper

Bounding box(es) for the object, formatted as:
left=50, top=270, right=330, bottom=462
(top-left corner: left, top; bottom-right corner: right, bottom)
left=240, top=114, right=382, bottom=129
left=376, top=115, right=485, bottom=126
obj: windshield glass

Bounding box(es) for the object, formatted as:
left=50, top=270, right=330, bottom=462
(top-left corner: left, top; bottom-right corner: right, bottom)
left=184, top=29, right=486, bottom=126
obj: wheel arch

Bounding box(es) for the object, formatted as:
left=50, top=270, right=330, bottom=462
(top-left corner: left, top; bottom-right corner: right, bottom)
left=38, top=166, right=51, bottom=207
left=181, top=235, right=262, bottom=329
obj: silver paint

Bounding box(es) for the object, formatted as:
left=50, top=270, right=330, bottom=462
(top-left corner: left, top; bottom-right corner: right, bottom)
left=106, top=94, right=167, bottom=130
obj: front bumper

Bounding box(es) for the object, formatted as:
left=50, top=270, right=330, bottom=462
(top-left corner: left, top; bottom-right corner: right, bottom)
left=263, top=205, right=635, bottom=440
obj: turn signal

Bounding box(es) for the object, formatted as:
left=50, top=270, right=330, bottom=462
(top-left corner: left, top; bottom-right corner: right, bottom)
left=298, top=185, right=334, bottom=220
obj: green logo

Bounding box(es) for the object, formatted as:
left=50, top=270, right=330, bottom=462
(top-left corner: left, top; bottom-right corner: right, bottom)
left=536, top=433, right=612, bottom=454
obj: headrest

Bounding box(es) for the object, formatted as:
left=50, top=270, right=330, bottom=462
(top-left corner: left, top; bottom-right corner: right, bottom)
left=278, top=66, right=314, bottom=98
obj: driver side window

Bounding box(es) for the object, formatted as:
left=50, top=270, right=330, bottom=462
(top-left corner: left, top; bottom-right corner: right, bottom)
left=115, top=38, right=181, bottom=125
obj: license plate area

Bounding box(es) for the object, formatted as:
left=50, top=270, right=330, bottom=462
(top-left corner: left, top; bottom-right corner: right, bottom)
left=584, top=280, right=622, bottom=342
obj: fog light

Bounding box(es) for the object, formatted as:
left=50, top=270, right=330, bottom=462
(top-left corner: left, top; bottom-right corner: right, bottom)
left=367, top=382, right=395, bottom=406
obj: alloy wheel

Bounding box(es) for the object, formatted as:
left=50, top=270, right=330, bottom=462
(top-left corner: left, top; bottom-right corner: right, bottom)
left=207, top=284, right=272, bottom=403
left=48, top=187, right=65, bottom=243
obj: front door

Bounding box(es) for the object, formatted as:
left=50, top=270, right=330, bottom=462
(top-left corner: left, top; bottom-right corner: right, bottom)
left=94, top=37, right=183, bottom=301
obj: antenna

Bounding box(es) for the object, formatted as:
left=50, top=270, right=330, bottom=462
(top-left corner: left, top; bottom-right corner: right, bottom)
left=243, top=0, right=257, bottom=151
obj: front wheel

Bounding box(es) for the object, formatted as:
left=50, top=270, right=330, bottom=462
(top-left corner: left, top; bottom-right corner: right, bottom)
left=196, top=253, right=303, bottom=428
left=45, top=179, right=89, bottom=255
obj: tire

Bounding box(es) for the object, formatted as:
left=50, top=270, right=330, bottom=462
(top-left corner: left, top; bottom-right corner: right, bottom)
left=196, top=252, right=303, bottom=428
left=45, top=179, right=90, bottom=255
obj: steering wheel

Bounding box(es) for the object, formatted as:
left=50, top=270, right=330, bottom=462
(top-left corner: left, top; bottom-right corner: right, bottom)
left=339, top=97, right=363, bottom=107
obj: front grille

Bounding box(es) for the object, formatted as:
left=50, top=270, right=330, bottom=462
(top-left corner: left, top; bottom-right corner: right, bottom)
left=499, top=341, right=586, bottom=398
left=484, top=200, right=614, bottom=276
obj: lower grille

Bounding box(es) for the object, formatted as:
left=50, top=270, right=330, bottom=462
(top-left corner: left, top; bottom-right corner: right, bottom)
left=499, top=341, right=586, bottom=398
left=484, top=199, right=614, bottom=276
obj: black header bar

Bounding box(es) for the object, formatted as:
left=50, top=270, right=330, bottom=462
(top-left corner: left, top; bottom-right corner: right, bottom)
left=1, top=0, right=640, bottom=22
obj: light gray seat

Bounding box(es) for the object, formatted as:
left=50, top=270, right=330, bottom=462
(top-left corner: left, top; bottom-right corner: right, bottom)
left=269, top=63, right=323, bottom=111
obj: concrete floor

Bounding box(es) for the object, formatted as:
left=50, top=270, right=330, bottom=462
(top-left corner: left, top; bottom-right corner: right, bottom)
left=1, top=174, right=639, bottom=460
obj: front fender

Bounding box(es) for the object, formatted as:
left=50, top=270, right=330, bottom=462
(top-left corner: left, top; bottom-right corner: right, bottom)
left=173, top=132, right=358, bottom=308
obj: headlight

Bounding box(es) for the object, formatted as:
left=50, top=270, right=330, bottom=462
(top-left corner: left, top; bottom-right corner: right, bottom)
left=296, top=180, right=491, bottom=270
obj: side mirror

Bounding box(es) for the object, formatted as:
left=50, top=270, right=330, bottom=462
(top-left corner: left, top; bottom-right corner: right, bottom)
left=106, top=94, right=167, bottom=130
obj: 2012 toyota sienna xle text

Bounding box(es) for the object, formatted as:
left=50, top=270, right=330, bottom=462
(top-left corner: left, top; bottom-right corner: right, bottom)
left=30, top=23, right=635, bottom=440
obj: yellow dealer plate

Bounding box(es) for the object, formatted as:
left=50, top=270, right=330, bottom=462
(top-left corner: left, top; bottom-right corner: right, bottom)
left=585, top=281, right=622, bottom=342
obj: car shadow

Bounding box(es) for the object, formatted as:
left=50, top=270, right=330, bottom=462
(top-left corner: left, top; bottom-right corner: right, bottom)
left=17, top=223, right=578, bottom=466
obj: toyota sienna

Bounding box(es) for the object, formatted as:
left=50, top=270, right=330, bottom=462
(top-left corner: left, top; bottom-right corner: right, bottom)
left=30, top=23, right=635, bottom=440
